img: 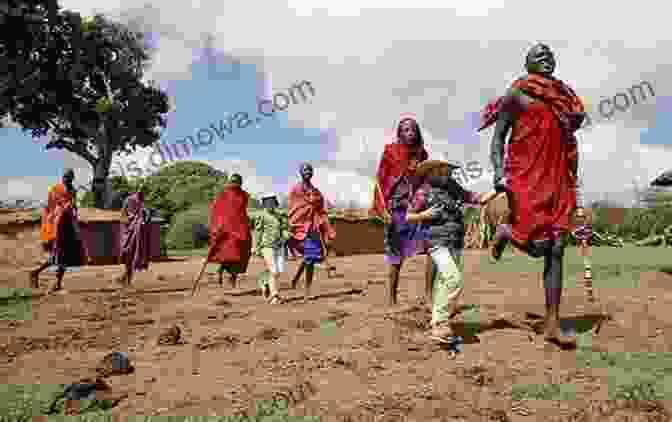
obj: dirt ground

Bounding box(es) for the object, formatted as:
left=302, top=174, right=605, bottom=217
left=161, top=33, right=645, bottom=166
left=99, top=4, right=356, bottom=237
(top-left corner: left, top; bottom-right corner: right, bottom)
left=2, top=250, right=672, bottom=421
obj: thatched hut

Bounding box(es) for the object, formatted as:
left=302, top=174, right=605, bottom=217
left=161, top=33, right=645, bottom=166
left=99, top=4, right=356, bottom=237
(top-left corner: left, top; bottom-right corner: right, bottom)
left=0, top=208, right=164, bottom=268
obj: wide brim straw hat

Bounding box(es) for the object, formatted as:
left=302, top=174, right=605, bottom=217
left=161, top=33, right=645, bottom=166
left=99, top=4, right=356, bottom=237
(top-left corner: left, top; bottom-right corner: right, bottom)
left=415, top=160, right=461, bottom=178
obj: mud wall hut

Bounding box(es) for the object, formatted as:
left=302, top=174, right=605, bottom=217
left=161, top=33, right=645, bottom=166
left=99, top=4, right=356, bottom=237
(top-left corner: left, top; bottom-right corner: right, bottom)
left=0, top=208, right=164, bottom=269
left=327, top=209, right=385, bottom=256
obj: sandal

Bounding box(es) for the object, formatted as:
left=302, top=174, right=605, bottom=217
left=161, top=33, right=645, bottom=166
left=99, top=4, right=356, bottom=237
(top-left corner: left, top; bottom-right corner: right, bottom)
left=269, top=293, right=283, bottom=304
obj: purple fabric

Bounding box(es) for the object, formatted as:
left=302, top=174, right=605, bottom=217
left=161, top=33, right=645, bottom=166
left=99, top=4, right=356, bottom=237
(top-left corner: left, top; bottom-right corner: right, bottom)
left=545, top=287, right=562, bottom=306
left=303, top=230, right=323, bottom=264
left=574, top=224, right=592, bottom=241
left=384, top=209, right=418, bottom=264
left=121, top=192, right=150, bottom=271
left=494, top=224, right=513, bottom=242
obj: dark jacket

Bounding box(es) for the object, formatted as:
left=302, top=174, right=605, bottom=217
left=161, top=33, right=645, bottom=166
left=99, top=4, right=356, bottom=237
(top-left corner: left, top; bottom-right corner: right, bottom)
left=423, top=175, right=470, bottom=249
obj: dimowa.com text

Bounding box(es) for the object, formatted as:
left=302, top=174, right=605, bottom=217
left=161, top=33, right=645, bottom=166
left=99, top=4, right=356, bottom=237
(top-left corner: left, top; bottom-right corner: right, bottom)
left=112, top=80, right=316, bottom=178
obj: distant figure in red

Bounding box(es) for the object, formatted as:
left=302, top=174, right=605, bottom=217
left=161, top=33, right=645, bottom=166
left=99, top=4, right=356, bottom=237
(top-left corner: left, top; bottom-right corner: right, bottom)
left=208, top=174, right=252, bottom=288
left=30, top=168, right=85, bottom=293
left=370, top=117, right=431, bottom=306
left=116, top=191, right=151, bottom=287
left=479, top=44, right=586, bottom=347
left=287, top=163, right=336, bottom=301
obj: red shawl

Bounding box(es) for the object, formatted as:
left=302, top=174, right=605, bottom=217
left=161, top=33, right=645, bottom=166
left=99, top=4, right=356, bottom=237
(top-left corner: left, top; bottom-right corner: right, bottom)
left=208, top=184, right=251, bottom=263
left=40, top=182, right=73, bottom=242
left=288, top=182, right=336, bottom=242
left=370, top=142, right=428, bottom=217
left=478, top=74, right=584, bottom=243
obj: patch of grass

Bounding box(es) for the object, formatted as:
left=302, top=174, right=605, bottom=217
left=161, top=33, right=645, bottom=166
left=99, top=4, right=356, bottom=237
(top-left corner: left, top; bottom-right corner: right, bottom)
left=478, top=246, right=669, bottom=289
left=609, top=373, right=664, bottom=401
left=0, top=288, right=33, bottom=321
left=575, top=335, right=672, bottom=400
left=0, top=386, right=319, bottom=421
left=319, top=320, right=338, bottom=336
left=511, top=383, right=576, bottom=401
left=168, top=248, right=208, bottom=257
left=0, top=383, right=114, bottom=421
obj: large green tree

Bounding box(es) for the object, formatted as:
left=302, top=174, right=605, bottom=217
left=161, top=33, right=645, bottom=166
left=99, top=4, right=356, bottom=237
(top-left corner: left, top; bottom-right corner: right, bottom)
left=1, top=3, right=169, bottom=207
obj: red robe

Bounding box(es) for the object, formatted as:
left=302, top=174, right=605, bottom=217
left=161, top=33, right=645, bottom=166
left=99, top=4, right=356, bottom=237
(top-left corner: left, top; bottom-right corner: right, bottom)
left=370, top=142, right=428, bottom=217
left=479, top=74, right=584, bottom=243
left=288, top=182, right=335, bottom=243
left=208, top=184, right=251, bottom=265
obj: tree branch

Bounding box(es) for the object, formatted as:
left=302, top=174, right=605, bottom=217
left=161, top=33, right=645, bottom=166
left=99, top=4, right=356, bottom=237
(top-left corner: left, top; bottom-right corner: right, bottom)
left=45, top=139, right=97, bottom=165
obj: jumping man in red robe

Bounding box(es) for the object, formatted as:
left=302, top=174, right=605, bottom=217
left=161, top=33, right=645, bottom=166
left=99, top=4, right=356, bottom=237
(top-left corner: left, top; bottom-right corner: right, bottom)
left=479, top=44, right=586, bottom=347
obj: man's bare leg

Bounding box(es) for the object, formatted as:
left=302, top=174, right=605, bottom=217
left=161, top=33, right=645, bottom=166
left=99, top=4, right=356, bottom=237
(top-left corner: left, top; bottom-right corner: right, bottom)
left=304, top=263, right=315, bottom=301
left=323, top=245, right=337, bottom=278
left=542, top=239, right=576, bottom=347
left=227, top=269, right=237, bottom=288
left=29, top=262, right=51, bottom=288
left=291, top=261, right=305, bottom=289
left=387, top=262, right=402, bottom=306
left=48, top=267, right=66, bottom=293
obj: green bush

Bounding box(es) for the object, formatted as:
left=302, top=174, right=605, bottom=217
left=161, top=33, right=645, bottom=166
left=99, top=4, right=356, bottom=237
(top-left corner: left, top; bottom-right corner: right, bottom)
left=166, top=203, right=210, bottom=250
left=592, top=204, right=672, bottom=241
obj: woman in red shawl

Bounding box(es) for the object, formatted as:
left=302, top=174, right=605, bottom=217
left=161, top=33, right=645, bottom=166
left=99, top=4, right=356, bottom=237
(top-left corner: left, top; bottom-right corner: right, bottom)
left=30, top=178, right=86, bottom=293
left=287, top=163, right=336, bottom=301
left=370, top=117, right=432, bottom=306
left=116, top=191, right=151, bottom=287
left=478, top=44, right=586, bottom=347
left=208, top=174, right=252, bottom=288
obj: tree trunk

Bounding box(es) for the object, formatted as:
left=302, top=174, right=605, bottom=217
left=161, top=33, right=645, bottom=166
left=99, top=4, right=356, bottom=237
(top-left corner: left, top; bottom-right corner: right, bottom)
left=92, top=160, right=111, bottom=208
left=92, top=130, right=113, bottom=209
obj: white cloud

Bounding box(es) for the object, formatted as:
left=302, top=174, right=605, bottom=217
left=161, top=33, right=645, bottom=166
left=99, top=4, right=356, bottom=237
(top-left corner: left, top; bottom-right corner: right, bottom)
left=207, top=158, right=275, bottom=198
left=0, top=178, right=45, bottom=199
left=53, top=0, right=672, bottom=208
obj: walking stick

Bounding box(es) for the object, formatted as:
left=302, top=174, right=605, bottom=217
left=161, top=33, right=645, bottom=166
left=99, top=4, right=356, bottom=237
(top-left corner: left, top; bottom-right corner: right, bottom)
left=191, top=256, right=211, bottom=296
left=191, top=229, right=225, bottom=296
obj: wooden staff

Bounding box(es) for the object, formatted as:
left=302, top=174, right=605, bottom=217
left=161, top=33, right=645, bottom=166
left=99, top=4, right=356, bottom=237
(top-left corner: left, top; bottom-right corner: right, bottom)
left=191, top=256, right=211, bottom=296
left=191, top=229, right=225, bottom=296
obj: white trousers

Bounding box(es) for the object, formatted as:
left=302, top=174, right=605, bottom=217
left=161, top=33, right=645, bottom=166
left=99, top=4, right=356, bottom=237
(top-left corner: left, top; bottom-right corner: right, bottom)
left=261, top=246, right=287, bottom=295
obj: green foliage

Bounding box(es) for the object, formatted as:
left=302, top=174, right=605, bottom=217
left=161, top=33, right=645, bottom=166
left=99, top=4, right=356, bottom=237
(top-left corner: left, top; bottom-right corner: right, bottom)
left=1, top=7, right=170, bottom=207
left=141, top=161, right=227, bottom=218
left=166, top=203, right=209, bottom=250
left=592, top=205, right=672, bottom=241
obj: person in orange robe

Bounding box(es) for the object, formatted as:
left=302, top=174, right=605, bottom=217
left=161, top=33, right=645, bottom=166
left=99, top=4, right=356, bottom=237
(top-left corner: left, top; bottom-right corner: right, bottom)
left=287, top=163, right=336, bottom=301
left=478, top=44, right=586, bottom=347
left=207, top=174, right=252, bottom=288
left=30, top=169, right=85, bottom=292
